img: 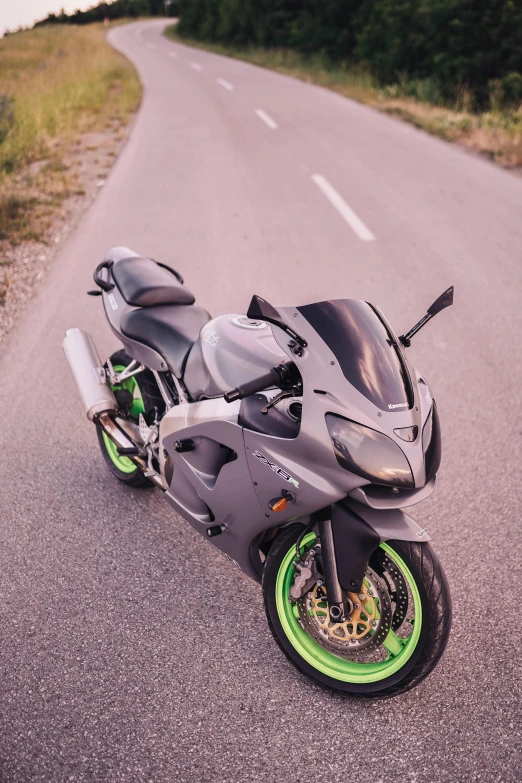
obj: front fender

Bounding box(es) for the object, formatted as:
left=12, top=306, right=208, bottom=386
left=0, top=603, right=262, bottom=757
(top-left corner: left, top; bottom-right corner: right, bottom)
left=327, top=500, right=431, bottom=593
left=342, top=498, right=431, bottom=543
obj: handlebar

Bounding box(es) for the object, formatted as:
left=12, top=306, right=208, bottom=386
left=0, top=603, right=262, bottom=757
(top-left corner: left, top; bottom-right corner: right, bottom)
left=224, top=361, right=297, bottom=403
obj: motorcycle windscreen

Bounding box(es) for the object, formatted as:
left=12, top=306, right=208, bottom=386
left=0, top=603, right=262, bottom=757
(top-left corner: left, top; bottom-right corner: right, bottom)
left=297, top=299, right=412, bottom=412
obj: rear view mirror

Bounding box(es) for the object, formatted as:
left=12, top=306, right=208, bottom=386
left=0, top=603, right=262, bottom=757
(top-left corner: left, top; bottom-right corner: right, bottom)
left=247, top=294, right=285, bottom=325
left=427, top=286, right=454, bottom=316
left=399, top=286, right=454, bottom=347
left=247, top=295, right=307, bottom=348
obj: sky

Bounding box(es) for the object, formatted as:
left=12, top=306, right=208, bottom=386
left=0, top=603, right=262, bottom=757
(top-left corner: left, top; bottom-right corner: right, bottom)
left=0, top=0, right=93, bottom=36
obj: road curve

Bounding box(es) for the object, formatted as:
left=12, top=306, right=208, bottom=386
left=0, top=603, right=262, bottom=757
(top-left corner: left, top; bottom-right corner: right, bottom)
left=0, top=19, right=520, bottom=782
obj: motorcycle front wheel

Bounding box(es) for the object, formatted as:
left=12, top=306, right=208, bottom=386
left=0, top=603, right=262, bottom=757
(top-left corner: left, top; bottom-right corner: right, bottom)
left=263, top=523, right=451, bottom=698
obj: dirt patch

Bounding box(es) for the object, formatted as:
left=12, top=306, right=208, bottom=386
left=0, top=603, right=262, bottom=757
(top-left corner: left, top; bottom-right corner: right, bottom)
left=0, top=122, right=132, bottom=347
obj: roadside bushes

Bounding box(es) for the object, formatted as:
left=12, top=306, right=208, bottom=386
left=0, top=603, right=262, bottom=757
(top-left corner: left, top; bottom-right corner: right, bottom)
left=0, top=24, right=141, bottom=243
left=30, top=0, right=522, bottom=111
left=0, top=94, right=14, bottom=151
left=177, top=0, right=522, bottom=110
left=489, top=72, right=522, bottom=111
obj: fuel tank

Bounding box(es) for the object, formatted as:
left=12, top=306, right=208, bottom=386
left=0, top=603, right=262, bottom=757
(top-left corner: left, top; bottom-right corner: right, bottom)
left=183, top=314, right=286, bottom=399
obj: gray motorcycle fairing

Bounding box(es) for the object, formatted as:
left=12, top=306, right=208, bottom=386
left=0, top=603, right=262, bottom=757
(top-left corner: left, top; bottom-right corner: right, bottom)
left=94, top=251, right=435, bottom=583
left=158, top=402, right=430, bottom=583
left=156, top=306, right=432, bottom=582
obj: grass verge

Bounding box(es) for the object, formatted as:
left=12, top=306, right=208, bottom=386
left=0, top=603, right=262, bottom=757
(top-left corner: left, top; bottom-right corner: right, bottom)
left=0, top=22, right=141, bottom=246
left=166, top=26, right=522, bottom=168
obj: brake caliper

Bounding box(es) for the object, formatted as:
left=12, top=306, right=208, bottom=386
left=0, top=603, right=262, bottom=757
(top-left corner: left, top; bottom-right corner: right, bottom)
left=289, top=547, right=321, bottom=602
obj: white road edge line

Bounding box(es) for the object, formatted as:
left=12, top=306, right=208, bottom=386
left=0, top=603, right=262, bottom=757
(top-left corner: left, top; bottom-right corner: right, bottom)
left=191, top=62, right=203, bottom=71
left=311, top=175, right=375, bottom=242
left=217, top=78, right=234, bottom=91
left=255, top=109, right=277, bottom=129
left=168, top=51, right=178, bottom=59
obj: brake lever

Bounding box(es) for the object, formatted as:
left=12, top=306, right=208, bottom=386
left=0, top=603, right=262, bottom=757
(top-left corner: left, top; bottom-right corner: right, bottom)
left=261, top=389, right=293, bottom=415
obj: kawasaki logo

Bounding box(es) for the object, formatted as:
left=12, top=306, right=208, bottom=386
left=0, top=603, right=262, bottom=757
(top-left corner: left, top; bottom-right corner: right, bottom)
left=252, top=451, right=299, bottom=488
left=388, top=402, right=408, bottom=409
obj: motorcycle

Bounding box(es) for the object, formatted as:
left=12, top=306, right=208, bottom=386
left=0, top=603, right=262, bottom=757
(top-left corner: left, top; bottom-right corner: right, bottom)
left=63, top=247, right=453, bottom=698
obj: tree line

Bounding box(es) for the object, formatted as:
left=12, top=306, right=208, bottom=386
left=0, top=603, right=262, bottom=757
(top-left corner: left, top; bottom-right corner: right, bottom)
left=34, top=0, right=180, bottom=28
left=177, top=0, right=522, bottom=108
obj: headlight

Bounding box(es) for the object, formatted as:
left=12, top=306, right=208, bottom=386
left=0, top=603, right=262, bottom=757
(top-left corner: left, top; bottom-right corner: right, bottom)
left=422, top=402, right=441, bottom=482
left=326, top=414, right=414, bottom=488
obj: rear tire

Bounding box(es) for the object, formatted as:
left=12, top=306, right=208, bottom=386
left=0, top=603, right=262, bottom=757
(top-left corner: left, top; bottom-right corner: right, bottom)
left=262, top=523, right=452, bottom=698
left=96, top=349, right=164, bottom=488
left=96, top=425, right=151, bottom=488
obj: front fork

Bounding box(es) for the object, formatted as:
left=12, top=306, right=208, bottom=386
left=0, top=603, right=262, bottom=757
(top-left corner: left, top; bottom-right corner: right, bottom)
left=318, top=518, right=347, bottom=623
left=318, top=510, right=380, bottom=624
left=315, top=500, right=430, bottom=623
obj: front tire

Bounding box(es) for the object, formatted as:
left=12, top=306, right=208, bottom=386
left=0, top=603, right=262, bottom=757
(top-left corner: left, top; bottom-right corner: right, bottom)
left=263, top=523, right=451, bottom=698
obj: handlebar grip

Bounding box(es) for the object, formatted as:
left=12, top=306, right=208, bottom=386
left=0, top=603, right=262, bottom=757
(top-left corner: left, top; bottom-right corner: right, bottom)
left=224, top=369, right=277, bottom=403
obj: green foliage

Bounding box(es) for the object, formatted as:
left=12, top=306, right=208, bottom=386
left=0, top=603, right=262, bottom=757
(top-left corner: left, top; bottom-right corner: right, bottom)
left=489, top=72, right=522, bottom=110
left=33, top=0, right=180, bottom=28
left=177, top=0, right=522, bottom=108
left=0, top=94, right=15, bottom=147
left=0, top=24, right=141, bottom=245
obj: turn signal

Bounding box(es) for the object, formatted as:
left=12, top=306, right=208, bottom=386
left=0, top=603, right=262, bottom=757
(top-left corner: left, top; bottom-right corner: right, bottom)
left=393, top=426, right=418, bottom=442
left=268, top=496, right=287, bottom=512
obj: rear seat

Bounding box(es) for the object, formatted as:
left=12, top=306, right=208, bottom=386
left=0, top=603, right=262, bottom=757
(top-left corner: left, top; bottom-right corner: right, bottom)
left=112, top=257, right=195, bottom=307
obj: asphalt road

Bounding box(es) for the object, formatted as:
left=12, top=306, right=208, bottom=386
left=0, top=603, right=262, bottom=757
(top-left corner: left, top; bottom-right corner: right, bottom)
left=1, top=19, right=521, bottom=782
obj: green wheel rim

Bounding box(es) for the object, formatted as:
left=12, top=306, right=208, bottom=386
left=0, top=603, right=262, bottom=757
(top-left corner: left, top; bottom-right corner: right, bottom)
left=101, top=363, right=145, bottom=474
left=102, top=431, right=137, bottom=473
left=275, top=534, right=422, bottom=684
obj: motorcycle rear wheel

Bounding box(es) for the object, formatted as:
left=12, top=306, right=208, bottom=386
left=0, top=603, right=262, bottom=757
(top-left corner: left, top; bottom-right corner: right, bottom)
left=96, top=349, right=163, bottom=488
left=262, top=523, right=451, bottom=698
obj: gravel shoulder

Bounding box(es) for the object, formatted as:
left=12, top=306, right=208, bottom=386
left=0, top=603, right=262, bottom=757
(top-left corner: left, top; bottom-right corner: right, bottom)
left=0, top=22, right=140, bottom=350
left=0, top=124, right=135, bottom=348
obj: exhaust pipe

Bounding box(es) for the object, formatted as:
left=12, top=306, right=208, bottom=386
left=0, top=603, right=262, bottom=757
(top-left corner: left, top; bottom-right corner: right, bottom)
left=62, top=328, right=118, bottom=421
left=62, top=328, right=164, bottom=489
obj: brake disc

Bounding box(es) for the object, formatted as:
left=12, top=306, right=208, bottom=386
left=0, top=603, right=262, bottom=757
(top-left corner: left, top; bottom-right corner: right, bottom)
left=297, top=568, right=393, bottom=660
left=371, top=550, right=409, bottom=631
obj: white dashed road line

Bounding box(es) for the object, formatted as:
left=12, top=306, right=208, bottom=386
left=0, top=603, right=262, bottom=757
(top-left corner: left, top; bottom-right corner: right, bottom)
left=217, top=78, right=234, bottom=91
left=147, top=43, right=157, bottom=50
left=255, top=109, right=277, bottom=129
left=168, top=51, right=178, bottom=59
left=312, top=175, right=375, bottom=242
left=191, top=62, right=203, bottom=71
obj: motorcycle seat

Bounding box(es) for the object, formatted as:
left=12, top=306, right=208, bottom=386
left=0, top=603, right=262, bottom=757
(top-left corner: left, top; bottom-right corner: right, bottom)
left=112, top=257, right=195, bottom=307
left=121, top=304, right=210, bottom=378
